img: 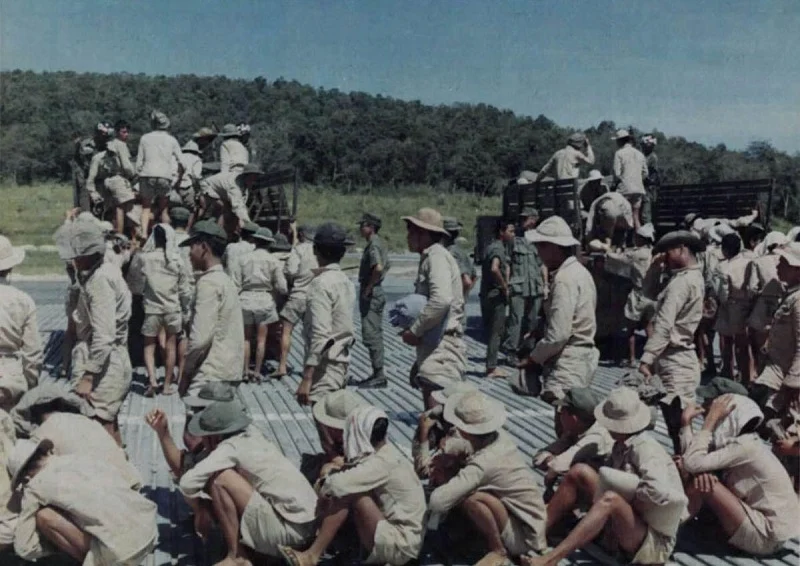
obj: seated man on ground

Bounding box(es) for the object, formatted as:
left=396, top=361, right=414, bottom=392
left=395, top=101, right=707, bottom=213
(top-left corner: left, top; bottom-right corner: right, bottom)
left=412, top=381, right=476, bottom=480
left=532, top=387, right=612, bottom=499
left=525, top=387, right=686, bottom=566
left=429, top=391, right=547, bottom=566
left=8, top=438, right=157, bottom=565
left=279, top=406, right=426, bottom=566
left=0, top=408, right=17, bottom=553
left=308, top=389, right=369, bottom=484
left=13, top=384, right=142, bottom=489
left=679, top=394, right=798, bottom=555
left=179, top=400, right=318, bottom=566
left=145, top=381, right=236, bottom=480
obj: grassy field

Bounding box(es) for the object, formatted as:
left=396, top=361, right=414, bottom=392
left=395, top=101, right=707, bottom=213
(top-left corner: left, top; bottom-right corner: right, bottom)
left=0, top=183, right=501, bottom=274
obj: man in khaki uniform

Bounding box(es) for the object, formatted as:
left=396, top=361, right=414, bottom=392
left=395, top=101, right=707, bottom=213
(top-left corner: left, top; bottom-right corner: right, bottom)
left=311, top=390, right=369, bottom=478
left=355, top=213, right=391, bottom=388
left=746, top=231, right=788, bottom=368
left=0, top=236, right=41, bottom=409
left=751, top=243, right=800, bottom=418
left=12, top=384, right=142, bottom=489
left=85, top=122, right=137, bottom=232
left=503, top=207, right=545, bottom=362
left=231, top=227, right=287, bottom=381
left=402, top=208, right=467, bottom=409
left=65, top=220, right=132, bottom=447
left=218, top=123, right=250, bottom=174
left=521, top=216, right=599, bottom=404
left=224, top=220, right=258, bottom=275
left=443, top=217, right=477, bottom=297
left=9, top=438, right=157, bottom=565
left=180, top=401, right=317, bottom=564
left=714, top=233, right=754, bottom=383
left=639, top=230, right=705, bottom=453
left=611, top=129, right=648, bottom=226
left=272, top=225, right=319, bottom=379
left=525, top=388, right=686, bottom=566
left=430, top=392, right=547, bottom=565
left=297, top=223, right=356, bottom=406
left=680, top=394, right=798, bottom=555
left=279, top=407, right=426, bottom=566
left=171, top=139, right=203, bottom=211
left=0, top=407, right=16, bottom=551
left=179, top=220, right=245, bottom=396
left=198, top=168, right=253, bottom=230
left=535, top=133, right=595, bottom=181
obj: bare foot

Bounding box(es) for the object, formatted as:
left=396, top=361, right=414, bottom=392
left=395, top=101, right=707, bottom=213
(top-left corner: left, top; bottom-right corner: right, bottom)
left=278, top=546, right=319, bottom=566
left=486, top=369, right=507, bottom=379
left=474, top=550, right=510, bottom=566
left=213, top=558, right=252, bottom=566
left=519, top=555, right=547, bottom=566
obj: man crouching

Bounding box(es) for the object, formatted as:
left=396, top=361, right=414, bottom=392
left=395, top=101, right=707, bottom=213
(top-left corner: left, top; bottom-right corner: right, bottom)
left=178, top=400, right=317, bottom=566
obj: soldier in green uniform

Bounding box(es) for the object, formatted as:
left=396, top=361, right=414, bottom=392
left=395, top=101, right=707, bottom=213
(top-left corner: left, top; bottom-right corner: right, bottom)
left=443, top=217, right=477, bottom=298
left=503, top=207, right=545, bottom=363
left=480, top=219, right=515, bottom=378
left=354, top=213, right=391, bottom=388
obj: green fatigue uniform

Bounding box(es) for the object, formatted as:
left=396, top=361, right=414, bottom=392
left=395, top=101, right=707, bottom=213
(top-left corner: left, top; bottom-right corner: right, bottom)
left=480, top=240, right=509, bottom=370
left=503, top=236, right=544, bottom=355
left=71, top=262, right=133, bottom=422
left=447, top=244, right=476, bottom=285
left=359, top=233, right=391, bottom=378
left=303, top=264, right=356, bottom=402
left=643, top=151, right=660, bottom=225
left=71, top=137, right=96, bottom=210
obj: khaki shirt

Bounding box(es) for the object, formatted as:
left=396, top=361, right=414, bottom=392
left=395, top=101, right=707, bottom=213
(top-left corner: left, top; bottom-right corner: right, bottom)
left=540, top=145, right=595, bottom=180
left=358, top=234, right=390, bottom=285
left=106, top=139, right=134, bottom=178
left=200, top=172, right=251, bottom=223
left=33, top=413, right=142, bottom=489
left=232, top=248, right=288, bottom=310
left=509, top=237, right=543, bottom=297
left=0, top=279, right=42, bottom=390
left=411, top=243, right=465, bottom=337
left=640, top=265, right=704, bottom=367
left=175, top=151, right=202, bottom=190
left=681, top=428, right=798, bottom=541
left=136, top=130, right=182, bottom=180
left=608, top=246, right=651, bottom=290
left=14, top=455, right=157, bottom=564
left=608, top=432, right=687, bottom=537
left=746, top=253, right=783, bottom=300
left=321, top=443, right=425, bottom=542
left=531, top=257, right=597, bottom=365
left=0, top=408, right=17, bottom=528
left=224, top=240, right=255, bottom=275
left=74, top=263, right=132, bottom=375
left=714, top=253, right=750, bottom=304
left=758, top=286, right=800, bottom=389
left=285, top=241, right=318, bottom=296
left=429, top=432, right=546, bottom=550
left=184, top=264, right=244, bottom=384
left=180, top=427, right=317, bottom=525
left=220, top=138, right=249, bottom=173
left=303, top=264, right=356, bottom=366
left=545, top=422, right=614, bottom=475
left=613, top=143, right=648, bottom=196
left=129, top=250, right=192, bottom=316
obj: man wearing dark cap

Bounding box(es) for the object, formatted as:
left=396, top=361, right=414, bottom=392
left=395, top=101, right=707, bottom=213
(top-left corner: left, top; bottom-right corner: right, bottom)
left=179, top=220, right=245, bottom=396
left=355, top=213, right=391, bottom=388
left=503, top=207, right=544, bottom=361
left=535, top=133, right=595, bottom=181
left=639, top=230, right=706, bottom=452
left=443, top=217, right=477, bottom=297
left=297, top=222, right=356, bottom=405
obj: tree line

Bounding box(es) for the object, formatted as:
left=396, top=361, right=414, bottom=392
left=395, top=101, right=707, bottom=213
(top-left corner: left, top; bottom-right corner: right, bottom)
left=1, top=69, right=798, bottom=221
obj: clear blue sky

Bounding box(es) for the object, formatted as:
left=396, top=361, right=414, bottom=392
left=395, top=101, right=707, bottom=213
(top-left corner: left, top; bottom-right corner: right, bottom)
left=2, top=0, right=798, bottom=151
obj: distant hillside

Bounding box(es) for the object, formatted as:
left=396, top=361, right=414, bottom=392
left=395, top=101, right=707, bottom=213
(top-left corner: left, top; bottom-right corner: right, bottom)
left=0, top=70, right=798, bottom=219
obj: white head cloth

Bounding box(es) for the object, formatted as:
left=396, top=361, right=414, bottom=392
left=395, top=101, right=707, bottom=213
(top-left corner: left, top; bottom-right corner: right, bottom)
left=343, top=406, right=388, bottom=462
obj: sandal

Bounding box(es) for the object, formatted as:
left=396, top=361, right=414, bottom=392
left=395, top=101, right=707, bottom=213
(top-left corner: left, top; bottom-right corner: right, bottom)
left=278, top=546, right=308, bottom=566
left=268, top=370, right=287, bottom=380
left=144, top=384, right=159, bottom=398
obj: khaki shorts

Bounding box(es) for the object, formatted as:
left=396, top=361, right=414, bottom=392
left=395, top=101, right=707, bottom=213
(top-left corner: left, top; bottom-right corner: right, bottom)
left=625, top=193, right=644, bottom=209
left=541, top=346, right=600, bottom=404
left=103, top=176, right=136, bottom=205
left=728, top=501, right=785, bottom=556
left=415, top=334, right=467, bottom=389
left=280, top=293, right=307, bottom=326
left=309, top=361, right=348, bottom=403
left=169, top=187, right=196, bottom=209
left=142, top=312, right=183, bottom=337
left=0, top=357, right=29, bottom=402
left=243, top=307, right=279, bottom=326
left=365, top=519, right=421, bottom=565
left=629, top=527, right=676, bottom=564
left=240, top=491, right=314, bottom=557
left=0, top=514, right=17, bottom=547
left=71, top=343, right=132, bottom=422
left=139, top=177, right=173, bottom=200
left=501, top=515, right=545, bottom=556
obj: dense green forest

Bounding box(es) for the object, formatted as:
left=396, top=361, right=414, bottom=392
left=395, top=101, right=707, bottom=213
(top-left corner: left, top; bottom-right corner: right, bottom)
left=1, top=70, right=798, bottom=220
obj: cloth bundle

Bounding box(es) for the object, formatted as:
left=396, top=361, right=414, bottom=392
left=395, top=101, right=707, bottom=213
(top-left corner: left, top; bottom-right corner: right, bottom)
left=388, top=294, right=449, bottom=349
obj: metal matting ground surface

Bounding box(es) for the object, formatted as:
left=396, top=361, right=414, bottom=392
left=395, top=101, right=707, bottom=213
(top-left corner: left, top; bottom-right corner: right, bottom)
left=18, top=280, right=800, bottom=566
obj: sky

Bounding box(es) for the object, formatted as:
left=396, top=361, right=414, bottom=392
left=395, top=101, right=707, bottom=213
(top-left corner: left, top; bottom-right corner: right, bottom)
left=2, top=0, right=799, bottom=152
